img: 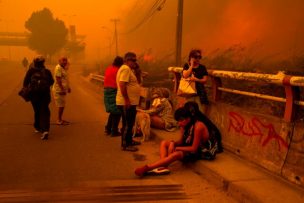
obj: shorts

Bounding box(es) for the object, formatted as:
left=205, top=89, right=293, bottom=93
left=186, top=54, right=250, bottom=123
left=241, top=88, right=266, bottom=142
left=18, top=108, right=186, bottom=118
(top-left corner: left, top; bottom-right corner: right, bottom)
left=181, top=152, right=201, bottom=163
left=53, top=92, right=66, bottom=107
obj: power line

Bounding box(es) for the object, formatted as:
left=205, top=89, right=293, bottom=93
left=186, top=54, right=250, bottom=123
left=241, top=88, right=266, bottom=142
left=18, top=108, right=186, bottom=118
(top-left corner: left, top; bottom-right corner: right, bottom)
left=136, top=0, right=166, bottom=30
left=121, top=0, right=166, bottom=35
left=146, top=0, right=162, bottom=16
left=125, top=0, right=144, bottom=17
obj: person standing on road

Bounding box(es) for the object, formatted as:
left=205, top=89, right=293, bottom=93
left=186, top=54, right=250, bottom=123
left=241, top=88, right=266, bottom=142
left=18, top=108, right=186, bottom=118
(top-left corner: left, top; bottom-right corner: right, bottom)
left=22, top=57, right=29, bottom=69
left=116, top=52, right=141, bottom=152
left=52, top=57, right=71, bottom=125
left=104, top=56, right=124, bottom=137
left=135, top=105, right=216, bottom=176
left=182, top=49, right=209, bottom=113
left=22, top=56, right=54, bottom=140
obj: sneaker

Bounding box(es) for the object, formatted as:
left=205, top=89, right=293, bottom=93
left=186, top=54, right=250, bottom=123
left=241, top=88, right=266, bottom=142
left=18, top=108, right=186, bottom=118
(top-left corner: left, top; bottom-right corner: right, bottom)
left=122, top=146, right=138, bottom=152
left=149, top=167, right=170, bottom=175
left=41, top=132, right=49, bottom=140
left=134, top=165, right=149, bottom=177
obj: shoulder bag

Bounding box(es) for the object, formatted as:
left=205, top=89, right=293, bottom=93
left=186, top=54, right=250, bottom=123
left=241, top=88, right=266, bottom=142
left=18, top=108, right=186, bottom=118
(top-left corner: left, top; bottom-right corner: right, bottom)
left=177, top=77, right=197, bottom=97
left=18, top=86, right=32, bottom=102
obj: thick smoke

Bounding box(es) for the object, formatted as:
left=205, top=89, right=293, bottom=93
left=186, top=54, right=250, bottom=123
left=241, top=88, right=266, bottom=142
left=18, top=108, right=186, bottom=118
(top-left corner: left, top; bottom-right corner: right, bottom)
left=121, top=0, right=304, bottom=73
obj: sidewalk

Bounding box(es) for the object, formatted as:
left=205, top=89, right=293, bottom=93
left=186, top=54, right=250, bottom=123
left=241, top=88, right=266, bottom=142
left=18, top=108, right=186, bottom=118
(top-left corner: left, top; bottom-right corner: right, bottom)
left=150, top=128, right=304, bottom=203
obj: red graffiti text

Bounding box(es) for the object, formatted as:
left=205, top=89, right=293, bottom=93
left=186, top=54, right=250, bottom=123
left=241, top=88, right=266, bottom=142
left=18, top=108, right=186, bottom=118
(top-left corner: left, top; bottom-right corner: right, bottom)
left=228, top=112, right=288, bottom=151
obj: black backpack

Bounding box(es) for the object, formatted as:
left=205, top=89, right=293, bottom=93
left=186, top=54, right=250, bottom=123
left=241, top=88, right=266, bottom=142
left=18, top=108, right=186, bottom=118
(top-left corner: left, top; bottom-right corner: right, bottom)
left=29, top=68, right=49, bottom=93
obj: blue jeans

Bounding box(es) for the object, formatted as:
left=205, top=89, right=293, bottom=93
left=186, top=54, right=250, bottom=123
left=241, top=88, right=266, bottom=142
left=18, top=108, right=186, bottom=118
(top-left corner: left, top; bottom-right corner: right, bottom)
left=118, top=105, right=137, bottom=147
left=105, top=113, right=121, bottom=135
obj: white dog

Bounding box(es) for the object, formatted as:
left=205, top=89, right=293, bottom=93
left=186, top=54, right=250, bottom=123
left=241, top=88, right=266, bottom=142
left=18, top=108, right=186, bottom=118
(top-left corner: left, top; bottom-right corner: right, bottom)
left=133, top=111, right=151, bottom=142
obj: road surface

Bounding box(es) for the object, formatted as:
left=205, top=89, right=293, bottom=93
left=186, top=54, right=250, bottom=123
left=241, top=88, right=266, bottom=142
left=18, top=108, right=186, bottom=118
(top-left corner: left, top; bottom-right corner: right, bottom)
left=0, top=62, right=236, bottom=202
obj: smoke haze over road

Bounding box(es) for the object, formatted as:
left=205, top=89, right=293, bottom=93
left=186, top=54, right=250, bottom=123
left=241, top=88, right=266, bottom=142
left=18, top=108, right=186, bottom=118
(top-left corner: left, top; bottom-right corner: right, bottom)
left=0, top=0, right=303, bottom=72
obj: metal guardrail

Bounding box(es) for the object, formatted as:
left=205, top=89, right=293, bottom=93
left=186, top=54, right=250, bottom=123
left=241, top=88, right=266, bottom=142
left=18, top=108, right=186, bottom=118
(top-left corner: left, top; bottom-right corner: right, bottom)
left=90, top=73, right=104, bottom=82
left=168, top=67, right=304, bottom=122
left=168, top=67, right=304, bottom=87
left=90, top=69, right=303, bottom=121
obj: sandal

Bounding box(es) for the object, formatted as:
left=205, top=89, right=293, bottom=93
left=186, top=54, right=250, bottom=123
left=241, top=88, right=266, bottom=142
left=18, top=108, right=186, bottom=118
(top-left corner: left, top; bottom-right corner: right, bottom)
left=56, top=120, right=70, bottom=125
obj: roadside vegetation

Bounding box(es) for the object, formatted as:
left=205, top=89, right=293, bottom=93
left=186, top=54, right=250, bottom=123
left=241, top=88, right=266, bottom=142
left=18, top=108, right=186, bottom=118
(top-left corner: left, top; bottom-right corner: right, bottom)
left=84, top=45, right=304, bottom=120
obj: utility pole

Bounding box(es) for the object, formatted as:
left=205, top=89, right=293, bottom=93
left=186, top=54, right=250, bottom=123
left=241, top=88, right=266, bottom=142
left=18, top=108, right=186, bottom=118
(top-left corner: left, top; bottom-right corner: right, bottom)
left=175, top=0, right=183, bottom=66
left=110, top=18, right=120, bottom=56
left=101, top=26, right=112, bottom=57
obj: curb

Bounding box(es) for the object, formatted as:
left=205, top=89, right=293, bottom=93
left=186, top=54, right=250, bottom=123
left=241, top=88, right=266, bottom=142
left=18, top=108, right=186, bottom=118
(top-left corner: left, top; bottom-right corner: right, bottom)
left=151, top=128, right=304, bottom=203
left=192, top=153, right=262, bottom=203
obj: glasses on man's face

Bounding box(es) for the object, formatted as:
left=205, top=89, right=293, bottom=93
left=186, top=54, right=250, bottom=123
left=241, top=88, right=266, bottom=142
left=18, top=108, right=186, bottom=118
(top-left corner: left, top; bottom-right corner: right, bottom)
left=193, top=55, right=202, bottom=60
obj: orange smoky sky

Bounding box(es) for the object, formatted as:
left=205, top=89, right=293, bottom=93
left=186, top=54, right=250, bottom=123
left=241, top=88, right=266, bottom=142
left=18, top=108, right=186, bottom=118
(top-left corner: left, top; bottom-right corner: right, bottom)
left=0, top=0, right=304, bottom=67
left=0, top=0, right=136, bottom=61
left=200, top=0, right=304, bottom=59
left=123, top=0, right=304, bottom=64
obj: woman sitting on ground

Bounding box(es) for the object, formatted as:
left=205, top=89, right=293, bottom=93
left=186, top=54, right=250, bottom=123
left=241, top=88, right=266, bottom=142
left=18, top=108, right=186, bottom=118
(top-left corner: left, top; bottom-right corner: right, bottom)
left=184, top=101, right=223, bottom=153
left=135, top=105, right=215, bottom=176
left=137, top=88, right=177, bottom=131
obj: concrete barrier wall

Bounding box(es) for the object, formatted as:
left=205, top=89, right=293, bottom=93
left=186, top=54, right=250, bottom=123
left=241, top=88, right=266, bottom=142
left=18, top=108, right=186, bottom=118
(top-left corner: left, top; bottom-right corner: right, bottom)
left=282, top=122, right=304, bottom=186
left=169, top=67, right=304, bottom=188
left=207, top=102, right=304, bottom=187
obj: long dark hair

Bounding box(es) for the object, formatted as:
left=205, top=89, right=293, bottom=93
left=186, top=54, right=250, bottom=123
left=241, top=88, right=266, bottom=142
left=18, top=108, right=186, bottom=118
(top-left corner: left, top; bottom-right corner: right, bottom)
left=174, top=106, right=196, bottom=130
left=112, top=56, right=124, bottom=67
left=184, top=101, right=223, bottom=152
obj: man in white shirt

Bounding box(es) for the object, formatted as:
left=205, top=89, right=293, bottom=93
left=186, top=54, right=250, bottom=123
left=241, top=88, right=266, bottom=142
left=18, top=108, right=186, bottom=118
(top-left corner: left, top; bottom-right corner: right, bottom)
left=52, top=57, right=71, bottom=125
left=116, top=52, right=141, bottom=152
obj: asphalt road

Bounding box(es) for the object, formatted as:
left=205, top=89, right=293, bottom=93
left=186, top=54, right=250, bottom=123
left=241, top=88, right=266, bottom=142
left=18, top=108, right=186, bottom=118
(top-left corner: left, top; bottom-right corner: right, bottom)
left=0, top=63, right=235, bottom=202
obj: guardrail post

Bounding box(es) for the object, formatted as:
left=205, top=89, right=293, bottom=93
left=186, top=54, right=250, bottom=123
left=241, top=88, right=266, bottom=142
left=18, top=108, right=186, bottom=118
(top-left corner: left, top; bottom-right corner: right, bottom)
left=283, top=76, right=299, bottom=122
left=211, top=75, right=222, bottom=102
left=173, top=71, right=182, bottom=94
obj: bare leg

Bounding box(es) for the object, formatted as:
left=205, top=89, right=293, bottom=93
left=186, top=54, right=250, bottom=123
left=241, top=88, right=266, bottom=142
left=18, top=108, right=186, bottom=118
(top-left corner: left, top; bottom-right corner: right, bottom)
left=160, top=140, right=172, bottom=159
left=168, top=142, right=175, bottom=155
left=147, top=151, right=184, bottom=170
left=159, top=140, right=176, bottom=159
left=135, top=141, right=183, bottom=176
left=150, top=115, right=165, bottom=129
left=58, top=107, right=64, bottom=121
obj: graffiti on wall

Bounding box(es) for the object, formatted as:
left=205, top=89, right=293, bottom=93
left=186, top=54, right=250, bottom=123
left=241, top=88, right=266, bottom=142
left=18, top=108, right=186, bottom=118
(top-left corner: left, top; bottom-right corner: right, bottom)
left=228, top=111, right=288, bottom=151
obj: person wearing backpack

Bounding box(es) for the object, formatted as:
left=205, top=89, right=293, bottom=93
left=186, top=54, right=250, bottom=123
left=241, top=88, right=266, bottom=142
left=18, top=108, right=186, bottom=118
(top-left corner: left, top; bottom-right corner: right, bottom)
left=22, top=56, right=54, bottom=140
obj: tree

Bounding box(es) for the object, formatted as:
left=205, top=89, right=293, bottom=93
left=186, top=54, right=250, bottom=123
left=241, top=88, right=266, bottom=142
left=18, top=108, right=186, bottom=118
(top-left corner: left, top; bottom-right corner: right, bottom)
left=25, top=8, right=68, bottom=57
